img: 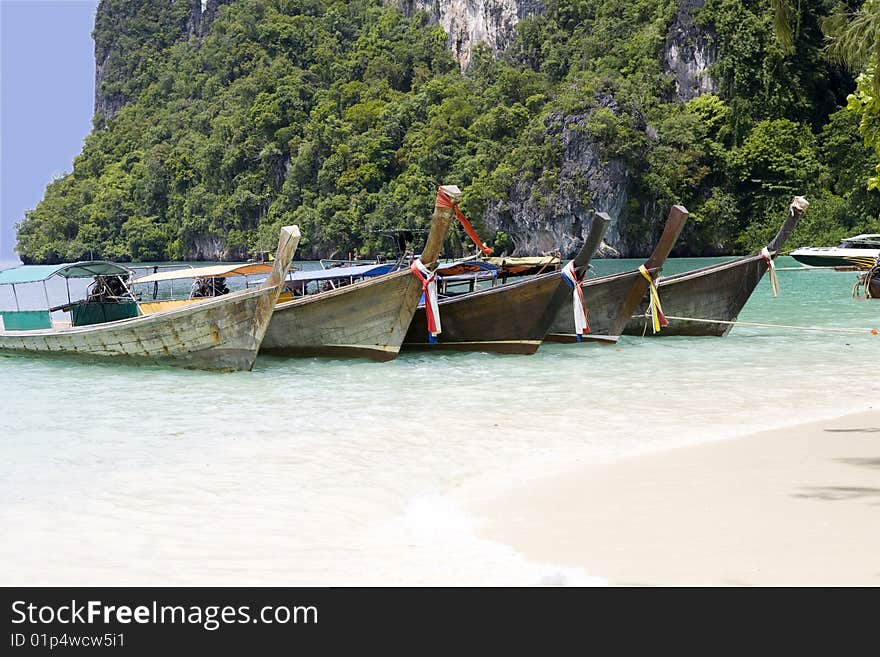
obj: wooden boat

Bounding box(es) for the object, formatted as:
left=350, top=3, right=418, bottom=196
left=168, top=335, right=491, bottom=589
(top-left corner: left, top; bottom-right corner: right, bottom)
left=853, top=257, right=880, bottom=299
left=0, top=225, right=300, bottom=371
left=545, top=205, right=690, bottom=343
left=623, top=196, right=808, bottom=337
left=403, top=212, right=611, bottom=354
left=259, top=186, right=461, bottom=361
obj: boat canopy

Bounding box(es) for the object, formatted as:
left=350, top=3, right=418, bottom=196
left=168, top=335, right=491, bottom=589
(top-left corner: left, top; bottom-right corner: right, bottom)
left=285, top=263, right=398, bottom=283
left=841, top=234, right=880, bottom=245
left=0, top=261, right=133, bottom=285
left=436, top=260, right=499, bottom=277
left=131, top=263, right=273, bottom=285
left=484, top=255, right=560, bottom=269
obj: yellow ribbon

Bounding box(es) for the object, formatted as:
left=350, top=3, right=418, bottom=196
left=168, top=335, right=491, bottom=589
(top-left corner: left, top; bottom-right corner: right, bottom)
left=638, top=265, right=667, bottom=334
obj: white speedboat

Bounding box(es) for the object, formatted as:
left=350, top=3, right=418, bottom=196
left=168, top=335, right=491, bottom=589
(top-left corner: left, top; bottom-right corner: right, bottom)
left=790, top=234, right=880, bottom=269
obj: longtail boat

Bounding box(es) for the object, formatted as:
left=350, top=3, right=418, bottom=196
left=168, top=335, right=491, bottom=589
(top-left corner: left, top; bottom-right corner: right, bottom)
left=403, top=212, right=611, bottom=354
left=545, top=205, right=690, bottom=343
left=623, top=196, right=808, bottom=337
left=0, top=225, right=300, bottom=371
left=258, top=185, right=461, bottom=361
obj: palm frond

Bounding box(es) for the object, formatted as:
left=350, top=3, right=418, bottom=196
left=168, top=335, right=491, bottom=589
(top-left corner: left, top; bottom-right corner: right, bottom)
left=770, top=0, right=797, bottom=54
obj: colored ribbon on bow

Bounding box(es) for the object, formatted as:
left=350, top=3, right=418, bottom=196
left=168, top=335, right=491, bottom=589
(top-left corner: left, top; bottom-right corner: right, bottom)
left=561, top=260, right=590, bottom=341
left=411, top=258, right=441, bottom=343
left=761, top=247, right=779, bottom=297
left=638, top=265, right=668, bottom=334
left=436, top=188, right=493, bottom=255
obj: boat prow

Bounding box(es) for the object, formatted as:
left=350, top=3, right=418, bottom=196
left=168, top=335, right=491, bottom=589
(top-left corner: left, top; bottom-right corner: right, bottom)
left=260, top=186, right=460, bottom=361
left=624, top=196, right=808, bottom=337
left=403, top=212, right=610, bottom=354
left=545, top=204, right=689, bottom=343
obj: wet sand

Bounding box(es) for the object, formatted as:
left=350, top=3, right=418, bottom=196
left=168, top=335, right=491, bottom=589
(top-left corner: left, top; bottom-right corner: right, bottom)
left=477, top=409, right=880, bottom=586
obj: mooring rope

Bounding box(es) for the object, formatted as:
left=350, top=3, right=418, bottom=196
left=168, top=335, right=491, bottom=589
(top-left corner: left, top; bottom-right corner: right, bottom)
left=852, top=258, right=879, bottom=299
left=642, top=314, right=879, bottom=336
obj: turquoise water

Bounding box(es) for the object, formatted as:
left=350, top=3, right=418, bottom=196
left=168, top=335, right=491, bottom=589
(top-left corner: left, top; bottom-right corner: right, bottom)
left=1, top=257, right=878, bottom=585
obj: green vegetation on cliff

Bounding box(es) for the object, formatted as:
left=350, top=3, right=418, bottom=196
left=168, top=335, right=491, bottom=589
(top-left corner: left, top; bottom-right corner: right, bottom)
left=15, top=0, right=880, bottom=263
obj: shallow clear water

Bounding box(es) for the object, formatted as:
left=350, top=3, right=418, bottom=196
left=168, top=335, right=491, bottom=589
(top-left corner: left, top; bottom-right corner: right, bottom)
left=1, top=257, right=877, bottom=585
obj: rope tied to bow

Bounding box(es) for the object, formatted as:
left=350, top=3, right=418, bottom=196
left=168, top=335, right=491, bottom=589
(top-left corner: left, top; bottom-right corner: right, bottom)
left=436, top=188, right=493, bottom=256
left=761, top=247, right=780, bottom=297
left=638, top=265, right=668, bottom=334
left=561, top=260, right=590, bottom=340
left=410, top=258, right=441, bottom=342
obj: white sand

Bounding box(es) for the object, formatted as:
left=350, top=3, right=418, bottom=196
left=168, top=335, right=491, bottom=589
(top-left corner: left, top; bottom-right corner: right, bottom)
left=477, top=409, right=880, bottom=586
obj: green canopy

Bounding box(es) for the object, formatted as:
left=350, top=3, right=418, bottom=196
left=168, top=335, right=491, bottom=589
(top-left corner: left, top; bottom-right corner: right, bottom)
left=0, top=261, right=133, bottom=285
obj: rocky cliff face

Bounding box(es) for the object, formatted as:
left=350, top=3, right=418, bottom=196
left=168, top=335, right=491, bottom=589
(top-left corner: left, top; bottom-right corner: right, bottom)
left=664, top=0, right=717, bottom=101
left=483, top=0, right=717, bottom=257
left=398, top=0, right=544, bottom=70
left=94, top=0, right=231, bottom=121
left=483, top=104, right=633, bottom=258
left=187, top=0, right=228, bottom=36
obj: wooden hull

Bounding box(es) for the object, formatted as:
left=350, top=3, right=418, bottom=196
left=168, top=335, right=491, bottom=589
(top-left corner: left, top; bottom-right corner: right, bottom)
left=260, top=189, right=457, bottom=361
left=546, top=205, right=690, bottom=343
left=403, top=272, right=563, bottom=354
left=261, top=269, right=423, bottom=361
left=622, top=254, right=768, bottom=337
left=0, top=286, right=279, bottom=371
left=545, top=269, right=646, bottom=343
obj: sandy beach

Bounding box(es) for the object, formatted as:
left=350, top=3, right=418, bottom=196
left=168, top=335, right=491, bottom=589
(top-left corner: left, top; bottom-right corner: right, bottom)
left=477, top=408, right=880, bottom=586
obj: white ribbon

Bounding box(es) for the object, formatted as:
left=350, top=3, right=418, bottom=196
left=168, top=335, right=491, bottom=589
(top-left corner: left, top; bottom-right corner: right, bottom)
left=761, top=247, right=779, bottom=297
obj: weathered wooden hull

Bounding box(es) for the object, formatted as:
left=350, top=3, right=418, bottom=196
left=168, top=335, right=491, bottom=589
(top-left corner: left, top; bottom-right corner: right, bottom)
left=260, top=186, right=458, bottom=361
left=0, top=225, right=299, bottom=371
left=261, top=269, right=423, bottom=361
left=622, top=254, right=768, bottom=337
left=619, top=198, right=807, bottom=337
left=546, top=205, right=691, bottom=343
left=0, top=286, right=280, bottom=371
left=546, top=269, right=647, bottom=343
left=403, top=272, right=563, bottom=354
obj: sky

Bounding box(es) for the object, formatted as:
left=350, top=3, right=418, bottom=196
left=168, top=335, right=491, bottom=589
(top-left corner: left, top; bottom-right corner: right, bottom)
left=1, top=0, right=99, bottom=263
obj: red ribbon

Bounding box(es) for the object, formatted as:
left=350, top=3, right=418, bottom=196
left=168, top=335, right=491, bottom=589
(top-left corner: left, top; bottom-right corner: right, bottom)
left=436, top=188, right=493, bottom=255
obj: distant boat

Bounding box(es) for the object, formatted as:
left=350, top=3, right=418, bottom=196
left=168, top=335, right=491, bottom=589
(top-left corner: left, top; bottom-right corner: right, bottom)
left=403, top=212, right=611, bottom=354
left=259, top=186, right=461, bottom=361
left=790, top=234, right=880, bottom=270
left=623, top=197, right=808, bottom=337
left=545, top=205, right=689, bottom=343
left=0, top=226, right=300, bottom=371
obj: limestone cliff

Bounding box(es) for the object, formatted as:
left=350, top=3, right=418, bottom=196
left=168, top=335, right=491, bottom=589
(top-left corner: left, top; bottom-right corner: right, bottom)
left=664, top=0, right=717, bottom=101
left=483, top=104, right=634, bottom=259
left=481, top=0, right=717, bottom=257
left=398, top=0, right=544, bottom=70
